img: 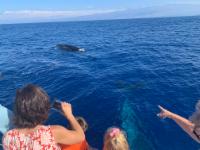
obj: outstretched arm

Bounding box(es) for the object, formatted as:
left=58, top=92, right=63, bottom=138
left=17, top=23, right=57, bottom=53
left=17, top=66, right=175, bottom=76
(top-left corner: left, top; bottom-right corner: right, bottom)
left=157, top=105, right=200, bottom=143
left=52, top=102, right=85, bottom=145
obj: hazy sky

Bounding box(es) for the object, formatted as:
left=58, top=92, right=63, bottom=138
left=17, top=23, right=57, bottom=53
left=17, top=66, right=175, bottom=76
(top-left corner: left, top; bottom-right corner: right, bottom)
left=1, top=0, right=200, bottom=11
left=0, top=0, right=200, bottom=23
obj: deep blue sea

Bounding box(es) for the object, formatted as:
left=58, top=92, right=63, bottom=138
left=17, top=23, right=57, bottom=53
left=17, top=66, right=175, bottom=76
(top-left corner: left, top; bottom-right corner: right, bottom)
left=0, top=16, right=200, bottom=150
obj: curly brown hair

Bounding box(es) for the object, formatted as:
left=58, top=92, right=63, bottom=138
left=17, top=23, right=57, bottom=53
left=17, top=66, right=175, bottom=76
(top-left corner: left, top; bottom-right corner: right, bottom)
left=14, top=84, right=50, bottom=128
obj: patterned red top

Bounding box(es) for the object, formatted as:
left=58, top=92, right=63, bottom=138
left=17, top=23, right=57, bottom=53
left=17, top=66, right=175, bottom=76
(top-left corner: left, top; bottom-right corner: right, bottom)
left=3, top=125, right=61, bottom=150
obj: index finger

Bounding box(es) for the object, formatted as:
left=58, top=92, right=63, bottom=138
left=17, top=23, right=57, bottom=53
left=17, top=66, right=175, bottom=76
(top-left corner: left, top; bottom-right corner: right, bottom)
left=158, top=105, right=165, bottom=111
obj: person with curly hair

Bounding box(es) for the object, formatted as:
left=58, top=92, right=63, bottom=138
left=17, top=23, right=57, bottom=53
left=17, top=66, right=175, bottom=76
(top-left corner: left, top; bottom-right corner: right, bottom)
left=2, top=84, right=85, bottom=150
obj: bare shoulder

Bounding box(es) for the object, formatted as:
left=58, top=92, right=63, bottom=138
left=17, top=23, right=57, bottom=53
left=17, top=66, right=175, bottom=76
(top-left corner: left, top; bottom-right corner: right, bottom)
left=50, top=125, right=70, bottom=137
left=50, top=125, right=67, bottom=132
left=50, top=125, right=74, bottom=144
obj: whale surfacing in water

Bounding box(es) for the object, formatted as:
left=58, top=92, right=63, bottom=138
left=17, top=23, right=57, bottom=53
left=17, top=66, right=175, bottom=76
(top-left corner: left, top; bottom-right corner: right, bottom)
left=56, top=44, right=85, bottom=52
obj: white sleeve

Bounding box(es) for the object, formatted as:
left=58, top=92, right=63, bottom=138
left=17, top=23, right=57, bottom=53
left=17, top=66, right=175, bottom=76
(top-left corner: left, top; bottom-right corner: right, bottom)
left=0, top=104, right=13, bottom=134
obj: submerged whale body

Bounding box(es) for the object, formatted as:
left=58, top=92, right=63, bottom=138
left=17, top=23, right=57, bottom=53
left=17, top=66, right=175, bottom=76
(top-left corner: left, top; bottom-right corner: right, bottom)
left=56, top=44, right=85, bottom=52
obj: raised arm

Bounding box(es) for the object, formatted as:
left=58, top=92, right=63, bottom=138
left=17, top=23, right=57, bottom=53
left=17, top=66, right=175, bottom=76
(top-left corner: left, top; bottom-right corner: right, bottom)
left=157, top=105, right=200, bottom=143
left=51, top=102, right=85, bottom=145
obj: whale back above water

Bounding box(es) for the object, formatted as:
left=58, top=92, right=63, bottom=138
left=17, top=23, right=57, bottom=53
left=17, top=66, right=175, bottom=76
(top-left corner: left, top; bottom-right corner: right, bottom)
left=56, top=44, right=85, bottom=52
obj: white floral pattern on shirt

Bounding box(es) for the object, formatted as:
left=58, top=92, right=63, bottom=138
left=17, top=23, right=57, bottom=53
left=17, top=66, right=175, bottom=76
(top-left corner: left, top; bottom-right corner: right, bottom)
left=3, top=125, right=61, bottom=150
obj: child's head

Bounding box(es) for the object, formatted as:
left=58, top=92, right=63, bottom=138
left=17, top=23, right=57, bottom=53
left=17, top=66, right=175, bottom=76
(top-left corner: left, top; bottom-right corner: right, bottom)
left=103, top=127, right=129, bottom=150
left=76, top=116, right=88, bottom=132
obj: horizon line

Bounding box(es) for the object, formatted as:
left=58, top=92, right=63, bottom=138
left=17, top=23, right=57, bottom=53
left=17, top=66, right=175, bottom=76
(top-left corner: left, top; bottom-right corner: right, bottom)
left=0, top=15, right=199, bottom=26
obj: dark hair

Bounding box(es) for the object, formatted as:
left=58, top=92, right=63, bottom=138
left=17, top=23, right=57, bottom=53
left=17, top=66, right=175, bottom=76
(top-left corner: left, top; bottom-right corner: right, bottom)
left=190, top=100, right=200, bottom=126
left=76, top=116, right=88, bottom=132
left=14, top=84, right=50, bottom=128
left=68, top=116, right=88, bottom=132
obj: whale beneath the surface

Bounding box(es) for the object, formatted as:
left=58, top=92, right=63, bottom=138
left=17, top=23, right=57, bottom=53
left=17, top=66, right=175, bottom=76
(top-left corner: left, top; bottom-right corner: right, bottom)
left=56, top=44, right=85, bottom=52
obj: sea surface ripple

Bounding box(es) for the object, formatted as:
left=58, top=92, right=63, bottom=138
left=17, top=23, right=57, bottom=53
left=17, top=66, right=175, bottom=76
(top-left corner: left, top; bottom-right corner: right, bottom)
left=0, top=16, right=200, bottom=150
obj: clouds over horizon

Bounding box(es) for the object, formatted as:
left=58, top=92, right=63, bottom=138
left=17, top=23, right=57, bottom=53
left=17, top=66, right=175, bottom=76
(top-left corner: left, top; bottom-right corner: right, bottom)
left=1, top=3, right=200, bottom=24
left=0, top=9, right=124, bottom=23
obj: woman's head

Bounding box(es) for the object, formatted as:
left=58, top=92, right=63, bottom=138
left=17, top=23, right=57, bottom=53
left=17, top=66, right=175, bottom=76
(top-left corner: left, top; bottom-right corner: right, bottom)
left=76, top=116, right=88, bottom=132
left=68, top=116, right=88, bottom=132
left=103, top=127, right=129, bottom=150
left=190, top=100, right=200, bottom=127
left=14, top=84, right=50, bottom=128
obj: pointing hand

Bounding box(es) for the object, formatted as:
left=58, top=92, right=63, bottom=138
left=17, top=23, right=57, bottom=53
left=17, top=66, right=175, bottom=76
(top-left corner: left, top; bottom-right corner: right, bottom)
left=157, top=105, right=173, bottom=119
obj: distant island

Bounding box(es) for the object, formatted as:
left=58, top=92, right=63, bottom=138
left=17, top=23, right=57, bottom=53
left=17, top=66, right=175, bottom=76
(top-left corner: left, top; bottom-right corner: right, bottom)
left=73, top=4, right=200, bottom=21
left=0, top=4, right=200, bottom=24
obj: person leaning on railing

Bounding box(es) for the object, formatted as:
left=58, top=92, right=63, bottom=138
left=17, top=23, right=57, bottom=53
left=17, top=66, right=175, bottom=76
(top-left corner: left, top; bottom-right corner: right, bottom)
left=2, top=84, right=85, bottom=150
left=157, top=101, right=200, bottom=143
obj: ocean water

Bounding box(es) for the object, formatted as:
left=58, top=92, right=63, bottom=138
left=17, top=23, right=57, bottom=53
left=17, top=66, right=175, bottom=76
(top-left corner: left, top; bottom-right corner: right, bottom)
left=0, top=16, right=200, bottom=150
